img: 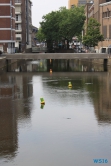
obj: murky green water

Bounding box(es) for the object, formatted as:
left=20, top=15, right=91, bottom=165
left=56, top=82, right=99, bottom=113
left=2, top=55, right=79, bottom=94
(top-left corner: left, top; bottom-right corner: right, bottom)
left=0, top=72, right=111, bottom=166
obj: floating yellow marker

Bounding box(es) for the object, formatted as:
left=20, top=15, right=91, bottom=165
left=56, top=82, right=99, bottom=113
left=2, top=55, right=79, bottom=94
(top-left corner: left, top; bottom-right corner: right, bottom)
left=68, top=82, right=72, bottom=88
left=40, top=98, right=45, bottom=104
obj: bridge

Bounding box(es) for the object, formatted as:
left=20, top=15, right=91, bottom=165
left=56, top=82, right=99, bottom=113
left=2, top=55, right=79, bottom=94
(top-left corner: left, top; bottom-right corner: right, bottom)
left=6, top=53, right=109, bottom=60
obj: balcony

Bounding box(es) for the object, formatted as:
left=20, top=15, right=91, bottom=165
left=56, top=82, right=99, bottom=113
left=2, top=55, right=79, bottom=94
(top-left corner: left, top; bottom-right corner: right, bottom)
left=15, top=0, right=22, bottom=5
left=15, top=19, right=22, bottom=23
left=15, top=11, right=21, bottom=15
left=15, top=27, right=22, bottom=32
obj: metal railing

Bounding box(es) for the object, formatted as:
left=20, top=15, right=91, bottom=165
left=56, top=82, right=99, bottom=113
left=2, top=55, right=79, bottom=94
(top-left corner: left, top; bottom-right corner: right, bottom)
left=15, top=19, right=22, bottom=22
left=15, top=27, right=22, bottom=30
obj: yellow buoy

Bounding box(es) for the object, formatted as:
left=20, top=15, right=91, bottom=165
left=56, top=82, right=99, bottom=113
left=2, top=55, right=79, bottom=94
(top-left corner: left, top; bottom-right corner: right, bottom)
left=68, top=82, right=72, bottom=87
left=40, top=98, right=45, bottom=104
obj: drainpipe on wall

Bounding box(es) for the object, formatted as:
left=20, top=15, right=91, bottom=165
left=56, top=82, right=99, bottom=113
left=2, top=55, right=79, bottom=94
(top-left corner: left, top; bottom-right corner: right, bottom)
left=26, top=0, right=29, bottom=46
left=101, top=5, right=103, bottom=53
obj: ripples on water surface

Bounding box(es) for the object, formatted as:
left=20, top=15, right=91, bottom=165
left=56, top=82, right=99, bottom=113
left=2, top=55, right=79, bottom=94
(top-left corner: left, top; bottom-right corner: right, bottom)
left=0, top=72, right=111, bottom=166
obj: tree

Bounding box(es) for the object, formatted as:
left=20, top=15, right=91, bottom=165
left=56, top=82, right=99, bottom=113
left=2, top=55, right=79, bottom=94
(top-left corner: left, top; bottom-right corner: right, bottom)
left=36, top=27, right=45, bottom=42
left=59, top=7, right=85, bottom=44
left=39, top=6, right=86, bottom=51
left=40, top=10, right=61, bottom=51
left=83, top=18, right=104, bottom=47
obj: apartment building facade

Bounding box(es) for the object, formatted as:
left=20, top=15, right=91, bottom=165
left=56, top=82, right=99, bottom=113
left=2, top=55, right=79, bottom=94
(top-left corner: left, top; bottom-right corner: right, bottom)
left=99, top=0, right=111, bottom=53
left=68, top=0, right=90, bottom=8
left=15, top=0, right=32, bottom=52
left=85, top=0, right=111, bottom=53
left=84, top=2, right=94, bottom=34
left=0, top=0, right=15, bottom=53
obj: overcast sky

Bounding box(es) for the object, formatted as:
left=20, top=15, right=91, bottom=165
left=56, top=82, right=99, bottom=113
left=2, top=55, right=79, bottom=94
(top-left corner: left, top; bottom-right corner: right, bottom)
left=32, top=0, right=68, bottom=28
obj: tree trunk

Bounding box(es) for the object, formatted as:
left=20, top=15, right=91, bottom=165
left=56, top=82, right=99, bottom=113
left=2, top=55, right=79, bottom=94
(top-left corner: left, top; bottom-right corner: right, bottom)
left=47, top=40, right=53, bottom=53
left=67, top=39, right=69, bottom=49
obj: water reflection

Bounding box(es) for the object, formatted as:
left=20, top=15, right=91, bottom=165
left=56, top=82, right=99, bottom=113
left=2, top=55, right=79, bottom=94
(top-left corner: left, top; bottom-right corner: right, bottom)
left=48, top=59, right=104, bottom=72
left=0, top=72, right=111, bottom=166
left=40, top=104, right=45, bottom=109
left=7, top=59, right=104, bottom=72
left=0, top=74, right=33, bottom=160
left=42, top=73, right=111, bottom=124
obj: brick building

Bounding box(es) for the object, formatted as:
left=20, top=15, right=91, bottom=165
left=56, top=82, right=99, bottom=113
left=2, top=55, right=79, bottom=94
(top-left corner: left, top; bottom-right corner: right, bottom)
left=68, top=0, right=90, bottom=8
left=84, top=0, right=111, bottom=53
left=99, top=0, right=111, bottom=53
left=15, top=0, right=32, bottom=52
left=84, top=2, right=94, bottom=35
left=0, top=0, right=15, bottom=53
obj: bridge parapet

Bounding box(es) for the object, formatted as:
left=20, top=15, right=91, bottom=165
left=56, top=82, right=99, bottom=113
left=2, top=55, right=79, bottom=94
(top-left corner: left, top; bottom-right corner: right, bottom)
left=6, top=53, right=109, bottom=60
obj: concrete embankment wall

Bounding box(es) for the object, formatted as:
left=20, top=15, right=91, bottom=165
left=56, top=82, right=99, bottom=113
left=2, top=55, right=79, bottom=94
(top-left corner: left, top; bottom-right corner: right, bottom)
left=0, top=58, right=18, bottom=72
left=1, top=57, right=111, bottom=71
left=91, top=59, right=111, bottom=66
left=0, top=58, right=6, bottom=69
left=92, top=59, right=103, bottom=65
left=77, top=59, right=111, bottom=66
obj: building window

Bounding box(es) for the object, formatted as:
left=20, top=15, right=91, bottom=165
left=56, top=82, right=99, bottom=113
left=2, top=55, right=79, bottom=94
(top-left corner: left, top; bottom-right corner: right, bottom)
left=103, top=26, right=107, bottom=39
left=16, top=37, right=21, bottom=41
left=16, top=15, right=18, bottom=21
left=102, top=48, right=106, bottom=53
left=16, top=32, right=21, bottom=34
left=102, top=11, right=111, bottom=18
left=103, top=12, right=107, bottom=18
left=15, top=0, right=21, bottom=3
left=71, top=5, right=74, bottom=8
left=15, top=24, right=18, bottom=30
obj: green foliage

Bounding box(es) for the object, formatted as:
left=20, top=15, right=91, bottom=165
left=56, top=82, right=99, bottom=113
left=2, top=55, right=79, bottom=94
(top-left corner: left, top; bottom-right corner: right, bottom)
left=36, top=27, right=45, bottom=42
left=83, top=18, right=104, bottom=47
left=39, top=6, right=86, bottom=50
left=77, top=34, right=82, bottom=42
left=58, top=7, right=85, bottom=40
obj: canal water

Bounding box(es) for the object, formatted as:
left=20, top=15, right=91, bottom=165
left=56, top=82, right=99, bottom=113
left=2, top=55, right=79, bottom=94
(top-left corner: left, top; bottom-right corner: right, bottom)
left=0, top=61, right=111, bottom=166
left=5, top=59, right=104, bottom=72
